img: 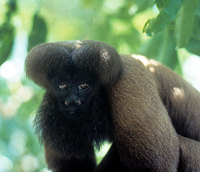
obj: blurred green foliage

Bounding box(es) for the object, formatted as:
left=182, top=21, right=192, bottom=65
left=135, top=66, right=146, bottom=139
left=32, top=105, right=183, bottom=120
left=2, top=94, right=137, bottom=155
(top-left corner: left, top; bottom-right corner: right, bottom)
left=0, top=0, right=200, bottom=171
left=27, top=13, right=48, bottom=51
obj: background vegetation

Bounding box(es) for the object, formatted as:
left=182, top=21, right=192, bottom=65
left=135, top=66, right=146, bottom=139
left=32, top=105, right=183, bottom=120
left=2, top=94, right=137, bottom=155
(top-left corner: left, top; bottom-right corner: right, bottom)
left=0, top=0, right=200, bottom=171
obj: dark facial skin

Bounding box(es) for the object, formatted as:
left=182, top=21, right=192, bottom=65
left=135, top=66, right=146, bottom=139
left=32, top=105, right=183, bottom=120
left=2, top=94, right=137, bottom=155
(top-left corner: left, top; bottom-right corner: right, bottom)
left=50, top=70, right=97, bottom=120
left=36, top=69, right=112, bottom=158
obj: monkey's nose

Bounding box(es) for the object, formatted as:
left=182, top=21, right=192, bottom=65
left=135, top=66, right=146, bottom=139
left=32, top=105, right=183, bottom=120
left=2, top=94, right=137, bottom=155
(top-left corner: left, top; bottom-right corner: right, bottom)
left=74, top=99, right=81, bottom=105
left=64, top=101, right=69, bottom=106
left=64, top=97, right=81, bottom=106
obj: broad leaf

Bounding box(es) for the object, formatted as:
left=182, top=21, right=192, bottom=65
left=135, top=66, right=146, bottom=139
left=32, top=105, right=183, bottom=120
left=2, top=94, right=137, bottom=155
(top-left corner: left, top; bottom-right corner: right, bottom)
left=141, top=29, right=179, bottom=70
left=186, top=38, right=200, bottom=56
left=27, top=13, right=48, bottom=51
left=175, top=0, right=199, bottom=48
left=143, top=0, right=184, bottom=36
left=0, top=23, right=15, bottom=65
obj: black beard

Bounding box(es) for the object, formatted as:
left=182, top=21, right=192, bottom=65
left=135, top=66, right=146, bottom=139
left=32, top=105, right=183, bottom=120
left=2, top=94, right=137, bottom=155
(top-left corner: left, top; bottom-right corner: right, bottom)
left=34, top=89, right=112, bottom=157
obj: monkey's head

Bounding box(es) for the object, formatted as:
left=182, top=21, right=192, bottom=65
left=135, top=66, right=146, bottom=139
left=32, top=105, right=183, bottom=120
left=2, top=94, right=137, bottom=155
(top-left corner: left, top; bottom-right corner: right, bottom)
left=25, top=40, right=122, bottom=119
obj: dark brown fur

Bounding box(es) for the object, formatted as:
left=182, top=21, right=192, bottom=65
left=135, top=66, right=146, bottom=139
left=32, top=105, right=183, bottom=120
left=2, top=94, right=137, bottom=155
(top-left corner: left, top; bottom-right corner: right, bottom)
left=25, top=40, right=122, bottom=88
left=25, top=41, right=200, bottom=172
left=178, top=136, right=200, bottom=171
left=109, top=54, right=200, bottom=171
left=110, top=55, right=179, bottom=171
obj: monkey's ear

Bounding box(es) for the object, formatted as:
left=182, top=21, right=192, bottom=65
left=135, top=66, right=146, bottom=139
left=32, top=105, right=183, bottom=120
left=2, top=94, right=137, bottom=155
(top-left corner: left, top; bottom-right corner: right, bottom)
left=25, top=43, right=60, bottom=88
left=25, top=40, right=122, bottom=88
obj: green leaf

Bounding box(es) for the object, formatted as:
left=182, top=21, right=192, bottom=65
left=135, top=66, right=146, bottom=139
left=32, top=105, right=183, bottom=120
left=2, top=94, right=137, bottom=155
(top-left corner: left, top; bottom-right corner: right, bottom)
left=141, top=28, right=179, bottom=69
left=91, top=18, right=112, bottom=42
left=6, top=0, right=17, bottom=12
left=186, top=38, right=200, bottom=56
left=27, top=13, right=48, bottom=51
left=155, top=0, right=167, bottom=10
left=140, top=31, right=165, bottom=59
left=0, top=77, right=10, bottom=101
left=192, top=16, right=200, bottom=41
left=175, top=0, right=199, bottom=48
left=0, top=23, right=15, bottom=65
left=158, top=28, right=178, bottom=69
left=82, top=0, right=103, bottom=8
left=133, top=0, right=154, bottom=13
left=185, top=16, right=200, bottom=56
left=143, top=0, right=184, bottom=36
left=118, top=27, right=141, bottom=53
left=197, top=1, right=200, bottom=17
left=5, top=0, right=17, bottom=20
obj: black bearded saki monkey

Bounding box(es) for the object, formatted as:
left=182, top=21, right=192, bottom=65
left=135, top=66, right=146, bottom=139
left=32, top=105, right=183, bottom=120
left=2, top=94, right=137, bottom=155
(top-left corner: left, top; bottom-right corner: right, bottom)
left=25, top=40, right=200, bottom=172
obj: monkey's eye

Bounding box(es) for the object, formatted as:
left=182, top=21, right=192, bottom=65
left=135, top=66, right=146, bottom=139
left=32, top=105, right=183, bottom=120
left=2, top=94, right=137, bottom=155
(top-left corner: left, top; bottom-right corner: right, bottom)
left=78, top=83, right=89, bottom=90
left=58, top=83, right=68, bottom=90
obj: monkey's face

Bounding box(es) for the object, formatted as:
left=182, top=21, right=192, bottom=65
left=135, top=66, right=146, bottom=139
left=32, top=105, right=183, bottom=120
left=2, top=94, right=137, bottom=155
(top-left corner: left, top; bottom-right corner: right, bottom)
left=49, top=70, right=97, bottom=120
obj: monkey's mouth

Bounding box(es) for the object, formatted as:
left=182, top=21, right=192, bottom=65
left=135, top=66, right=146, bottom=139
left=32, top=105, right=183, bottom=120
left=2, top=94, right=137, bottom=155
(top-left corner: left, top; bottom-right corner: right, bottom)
left=64, top=104, right=83, bottom=111
left=66, top=110, right=78, bottom=116
left=60, top=106, right=85, bottom=119
left=61, top=107, right=77, bottom=113
left=57, top=101, right=86, bottom=119
left=68, top=111, right=75, bottom=114
left=62, top=110, right=83, bottom=120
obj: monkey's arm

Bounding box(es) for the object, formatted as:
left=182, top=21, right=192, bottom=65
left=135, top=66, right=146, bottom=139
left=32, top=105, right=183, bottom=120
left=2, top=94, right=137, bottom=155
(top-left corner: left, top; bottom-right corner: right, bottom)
left=109, top=55, right=179, bottom=171
left=96, top=135, right=200, bottom=172
left=44, top=143, right=96, bottom=172
left=178, top=135, right=200, bottom=171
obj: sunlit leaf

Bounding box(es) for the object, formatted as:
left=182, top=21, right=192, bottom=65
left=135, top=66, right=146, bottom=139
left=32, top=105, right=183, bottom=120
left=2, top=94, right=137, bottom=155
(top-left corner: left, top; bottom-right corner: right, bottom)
left=0, top=23, right=15, bottom=65
left=27, top=13, right=48, bottom=51
left=143, top=0, right=184, bottom=36
left=175, top=0, right=199, bottom=48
